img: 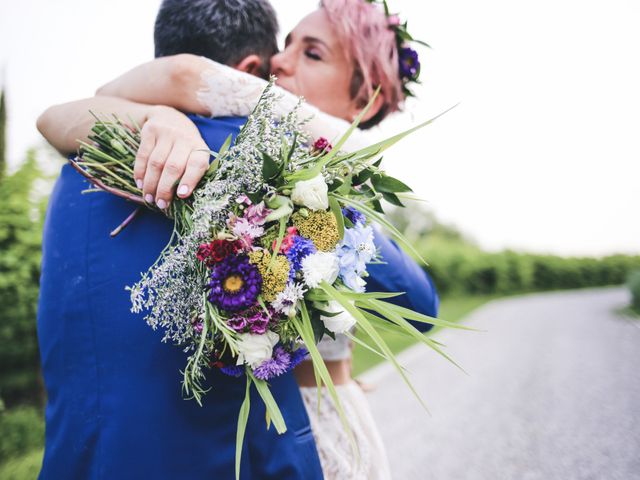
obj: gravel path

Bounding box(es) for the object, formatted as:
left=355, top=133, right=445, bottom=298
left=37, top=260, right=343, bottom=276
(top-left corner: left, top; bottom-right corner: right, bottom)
left=362, top=287, right=640, bottom=480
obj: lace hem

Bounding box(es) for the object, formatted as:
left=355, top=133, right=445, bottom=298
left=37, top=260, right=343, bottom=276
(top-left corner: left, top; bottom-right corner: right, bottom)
left=300, top=382, right=392, bottom=480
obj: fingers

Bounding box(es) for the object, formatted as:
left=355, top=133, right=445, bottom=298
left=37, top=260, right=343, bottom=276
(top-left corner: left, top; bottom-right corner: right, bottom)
left=155, top=142, right=191, bottom=208
left=142, top=137, right=172, bottom=205
left=176, top=149, right=210, bottom=199
left=134, top=125, right=156, bottom=189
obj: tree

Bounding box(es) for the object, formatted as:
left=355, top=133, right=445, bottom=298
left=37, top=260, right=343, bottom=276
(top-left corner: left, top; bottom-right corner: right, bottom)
left=0, top=87, right=6, bottom=181
left=0, top=149, right=45, bottom=407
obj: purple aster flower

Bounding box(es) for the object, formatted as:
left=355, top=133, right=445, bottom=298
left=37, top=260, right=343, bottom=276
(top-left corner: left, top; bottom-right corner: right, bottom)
left=289, top=347, right=309, bottom=368
left=342, top=206, right=366, bottom=226
left=220, top=365, right=245, bottom=378
left=286, top=236, right=316, bottom=280
left=208, top=255, right=262, bottom=312
left=399, top=46, right=420, bottom=80
left=252, top=346, right=291, bottom=380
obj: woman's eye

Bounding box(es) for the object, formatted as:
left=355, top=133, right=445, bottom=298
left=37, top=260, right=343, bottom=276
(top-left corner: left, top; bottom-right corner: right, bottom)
left=304, top=49, right=322, bottom=61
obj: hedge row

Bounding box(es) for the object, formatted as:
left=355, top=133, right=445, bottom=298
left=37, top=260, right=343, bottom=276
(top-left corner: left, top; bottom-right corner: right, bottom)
left=420, top=241, right=640, bottom=296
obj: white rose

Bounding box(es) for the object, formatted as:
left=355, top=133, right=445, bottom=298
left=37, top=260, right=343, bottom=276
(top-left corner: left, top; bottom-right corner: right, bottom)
left=320, top=301, right=357, bottom=333
left=301, top=251, right=340, bottom=288
left=290, top=174, right=329, bottom=211
left=236, top=330, right=279, bottom=368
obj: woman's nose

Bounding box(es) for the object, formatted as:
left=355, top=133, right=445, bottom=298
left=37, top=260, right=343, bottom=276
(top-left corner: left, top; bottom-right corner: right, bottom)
left=270, top=50, right=293, bottom=77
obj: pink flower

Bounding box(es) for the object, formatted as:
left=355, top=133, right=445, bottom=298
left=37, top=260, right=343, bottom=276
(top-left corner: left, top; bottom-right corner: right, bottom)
left=312, top=137, right=332, bottom=153
left=244, top=201, right=271, bottom=226
left=388, top=14, right=401, bottom=27
left=272, top=227, right=298, bottom=254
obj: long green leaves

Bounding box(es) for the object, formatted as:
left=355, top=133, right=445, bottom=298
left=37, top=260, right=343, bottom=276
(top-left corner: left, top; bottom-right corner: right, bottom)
left=291, top=303, right=357, bottom=453
left=250, top=372, right=287, bottom=434
left=235, top=375, right=252, bottom=480
left=318, top=281, right=430, bottom=412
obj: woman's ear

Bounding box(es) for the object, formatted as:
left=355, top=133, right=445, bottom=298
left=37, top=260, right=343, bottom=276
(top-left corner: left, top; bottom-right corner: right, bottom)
left=234, top=54, right=264, bottom=78
left=351, top=92, right=385, bottom=125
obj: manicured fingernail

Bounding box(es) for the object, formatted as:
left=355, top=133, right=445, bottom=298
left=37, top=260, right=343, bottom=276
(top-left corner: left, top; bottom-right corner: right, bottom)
left=135, top=179, right=143, bottom=189
left=177, top=185, right=189, bottom=196
left=157, top=199, right=167, bottom=209
left=145, top=194, right=154, bottom=203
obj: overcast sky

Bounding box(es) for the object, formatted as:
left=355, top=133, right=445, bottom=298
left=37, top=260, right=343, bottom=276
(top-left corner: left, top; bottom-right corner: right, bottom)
left=1, top=0, right=638, bottom=256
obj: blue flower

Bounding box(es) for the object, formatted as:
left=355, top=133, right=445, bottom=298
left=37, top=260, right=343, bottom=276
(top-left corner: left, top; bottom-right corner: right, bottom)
left=336, top=224, right=376, bottom=292
left=341, top=206, right=366, bottom=226
left=285, top=235, right=316, bottom=281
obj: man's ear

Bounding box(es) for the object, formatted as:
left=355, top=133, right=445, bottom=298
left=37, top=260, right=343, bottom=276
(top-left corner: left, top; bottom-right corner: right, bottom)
left=234, top=54, right=264, bottom=78
left=351, top=92, right=385, bottom=125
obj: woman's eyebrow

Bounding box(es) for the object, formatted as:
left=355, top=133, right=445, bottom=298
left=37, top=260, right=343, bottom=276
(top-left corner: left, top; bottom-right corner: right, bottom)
left=302, top=36, right=330, bottom=50
left=284, top=32, right=293, bottom=47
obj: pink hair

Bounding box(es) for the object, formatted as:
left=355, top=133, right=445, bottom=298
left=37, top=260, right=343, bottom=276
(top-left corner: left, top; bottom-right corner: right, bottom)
left=321, top=0, right=404, bottom=127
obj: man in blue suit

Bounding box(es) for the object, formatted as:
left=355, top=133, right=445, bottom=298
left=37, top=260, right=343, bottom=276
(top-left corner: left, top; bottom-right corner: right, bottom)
left=37, top=1, right=438, bottom=478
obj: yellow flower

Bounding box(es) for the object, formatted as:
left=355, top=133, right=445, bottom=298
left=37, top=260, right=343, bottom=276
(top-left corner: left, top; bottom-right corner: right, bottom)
left=248, top=250, right=290, bottom=302
left=292, top=210, right=339, bottom=252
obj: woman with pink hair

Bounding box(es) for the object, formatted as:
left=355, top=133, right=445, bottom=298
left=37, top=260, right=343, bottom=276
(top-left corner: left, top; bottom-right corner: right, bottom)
left=39, top=1, right=434, bottom=478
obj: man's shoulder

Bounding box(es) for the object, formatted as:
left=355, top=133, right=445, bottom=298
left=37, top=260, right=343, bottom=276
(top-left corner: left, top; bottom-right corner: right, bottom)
left=186, top=114, right=246, bottom=129
left=186, top=114, right=247, bottom=149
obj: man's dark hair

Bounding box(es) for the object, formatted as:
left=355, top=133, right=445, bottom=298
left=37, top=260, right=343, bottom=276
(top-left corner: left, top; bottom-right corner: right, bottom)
left=154, top=0, right=279, bottom=78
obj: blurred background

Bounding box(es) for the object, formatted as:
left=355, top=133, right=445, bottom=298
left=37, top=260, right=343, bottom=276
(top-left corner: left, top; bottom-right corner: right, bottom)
left=0, top=0, right=639, bottom=478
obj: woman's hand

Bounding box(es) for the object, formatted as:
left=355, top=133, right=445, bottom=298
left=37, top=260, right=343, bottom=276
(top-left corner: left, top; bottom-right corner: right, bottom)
left=136, top=106, right=211, bottom=208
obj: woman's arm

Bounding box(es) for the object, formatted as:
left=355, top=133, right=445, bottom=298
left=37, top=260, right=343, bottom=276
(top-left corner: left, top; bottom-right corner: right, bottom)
left=97, top=54, right=369, bottom=151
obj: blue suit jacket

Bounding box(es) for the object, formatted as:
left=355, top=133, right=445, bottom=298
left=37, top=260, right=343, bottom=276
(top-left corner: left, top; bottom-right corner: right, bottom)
left=368, top=233, right=439, bottom=330
left=37, top=115, right=323, bottom=480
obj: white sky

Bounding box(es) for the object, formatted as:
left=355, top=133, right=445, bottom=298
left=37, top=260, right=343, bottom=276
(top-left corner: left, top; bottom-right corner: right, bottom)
left=1, top=0, right=639, bottom=256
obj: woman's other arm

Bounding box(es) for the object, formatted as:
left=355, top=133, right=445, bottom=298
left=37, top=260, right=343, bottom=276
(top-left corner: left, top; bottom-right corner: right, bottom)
left=36, top=96, right=155, bottom=155
left=36, top=97, right=210, bottom=206
left=96, top=54, right=210, bottom=115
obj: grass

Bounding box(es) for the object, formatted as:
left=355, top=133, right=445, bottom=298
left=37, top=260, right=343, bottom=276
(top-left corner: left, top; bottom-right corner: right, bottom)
left=0, top=449, right=43, bottom=480
left=352, top=294, right=498, bottom=376
left=615, top=305, right=640, bottom=319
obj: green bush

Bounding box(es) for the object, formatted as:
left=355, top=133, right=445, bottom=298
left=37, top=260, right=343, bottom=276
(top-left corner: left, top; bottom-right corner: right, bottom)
left=0, top=449, right=43, bottom=480
left=0, top=151, right=46, bottom=408
left=627, top=270, right=640, bottom=311
left=421, top=239, right=640, bottom=298
left=0, top=407, right=45, bottom=463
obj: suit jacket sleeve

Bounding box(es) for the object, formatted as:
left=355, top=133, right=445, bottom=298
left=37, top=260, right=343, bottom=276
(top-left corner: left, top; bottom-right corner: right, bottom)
left=365, top=230, right=439, bottom=332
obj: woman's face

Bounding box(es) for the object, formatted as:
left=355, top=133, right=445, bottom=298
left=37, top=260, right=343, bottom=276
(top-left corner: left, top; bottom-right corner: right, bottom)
left=270, top=9, right=359, bottom=121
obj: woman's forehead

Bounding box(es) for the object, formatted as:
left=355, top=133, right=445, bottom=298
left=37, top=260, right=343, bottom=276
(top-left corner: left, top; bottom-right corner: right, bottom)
left=288, top=9, right=340, bottom=50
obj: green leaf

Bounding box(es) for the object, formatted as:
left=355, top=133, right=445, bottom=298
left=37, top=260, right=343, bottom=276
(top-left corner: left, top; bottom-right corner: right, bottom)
left=331, top=105, right=458, bottom=171
left=262, top=151, right=281, bottom=181
left=317, top=281, right=430, bottom=412
left=381, top=191, right=405, bottom=207
left=250, top=373, right=287, bottom=434
left=235, top=375, right=252, bottom=480
left=352, top=167, right=375, bottom=185
left=371, top=174, right=413, bottom=193
left=372, top=199, right=385, bottom=214
left=329, top=196, right=345, bottom=240
left=367, top=298, right=468, bottom=374
left=292, top=303, right=357, bottom=452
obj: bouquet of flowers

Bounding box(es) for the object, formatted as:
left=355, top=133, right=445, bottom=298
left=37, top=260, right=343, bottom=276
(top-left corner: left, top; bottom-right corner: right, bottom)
left=72, top=82, right=465, bottom=477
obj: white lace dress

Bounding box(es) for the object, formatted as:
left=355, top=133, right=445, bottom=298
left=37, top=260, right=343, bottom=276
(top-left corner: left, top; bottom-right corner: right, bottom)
left=196, top=59, right=391, bottom=480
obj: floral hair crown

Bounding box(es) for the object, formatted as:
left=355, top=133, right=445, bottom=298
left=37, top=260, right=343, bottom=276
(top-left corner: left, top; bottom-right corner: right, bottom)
left=365, top=0, right=430, bottom=98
